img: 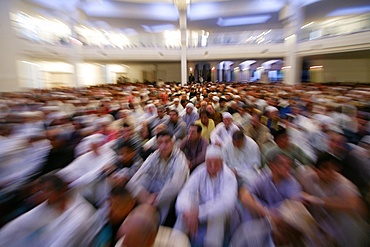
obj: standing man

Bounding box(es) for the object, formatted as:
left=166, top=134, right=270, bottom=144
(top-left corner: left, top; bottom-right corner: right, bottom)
left=175, top=145, right=238, bottom=247
left=126, top=131, right=189, bottom=223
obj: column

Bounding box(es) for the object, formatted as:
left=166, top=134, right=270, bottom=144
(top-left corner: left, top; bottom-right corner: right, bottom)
left=281, top=0, right=303, bottom=85
left=0, top=1, right=21, bottom=91
left=179, top=9, right=187, bottom=86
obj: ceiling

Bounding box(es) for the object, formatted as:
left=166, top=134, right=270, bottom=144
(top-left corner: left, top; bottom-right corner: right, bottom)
left=23, top=0, right=370, bottom=34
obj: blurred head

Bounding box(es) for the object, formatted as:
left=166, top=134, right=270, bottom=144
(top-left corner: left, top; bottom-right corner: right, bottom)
left=119, top=142, right=136, bottom=164
left=205, top=145, right=223, bottom=178
left=186, top=103, right=194, bottom=115
left=199, top=110, right=210, bottom=126
left=156, top=106, right=165, bottom=118
left=314, top=153, right=341, bottom=183
left=222, top=112, right=233, bottom=127
left=156, top=131, right=174, bottom=158
left=109, top=185, right=136, bottom=226
left=268, top=152, right=293, bottom=180
left=188, top=124, right=202, bottom=142
left=169, top=110, right=179, bottom=123
left=200, top=101, right=208, bottom=110
left=206, top=105, right=215, bottom=115
left=250, top=112, right=261, bottom=127
left=327, top=131, right=347, bottom=156
left=232, top=130, right=245, bottom=149
left=117, top=204, right=160, bottom=247
left=39, top=174, right=69, bottom=205
left=122, top=123, right=133, bottom=140
left=273, top=128, right=289, bottom=149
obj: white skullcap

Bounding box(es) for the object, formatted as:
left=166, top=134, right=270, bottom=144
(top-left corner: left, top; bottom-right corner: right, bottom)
left=186, top=103, right=194, bottom=109
left=174, top=98, right=180, bottom=102
left=205, top=145, right=223, bottom=160
left=360, top=135, right=370, bottom=145
left=85, top=134, right=106, bottom=146
left=213, top=96, right=220, bottom=102
left=265, top=106, right=279, bottom=113
left=222, top=112, right=232, bottom=119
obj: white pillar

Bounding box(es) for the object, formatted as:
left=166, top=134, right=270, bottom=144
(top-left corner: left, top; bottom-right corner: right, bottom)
left=179, top=9, right=187, bottom=86
left=0, top=1, right=21, bottom=92
left=281, top=0, right=303, bottom=85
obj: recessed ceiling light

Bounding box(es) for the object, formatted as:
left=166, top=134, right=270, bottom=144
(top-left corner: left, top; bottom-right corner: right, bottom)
left=217, top=15, right=271, bottom=27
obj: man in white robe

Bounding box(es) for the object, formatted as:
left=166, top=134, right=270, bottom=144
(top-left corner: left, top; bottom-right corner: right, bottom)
left=210, top=112, right=240, bottom=146
left=175, top=145, right=238, bottom=247
left=0, top=174, right=100, bottom=247
left=222, top=130, right=261, bottom=186
left=126, top=130, right=189, bottom=223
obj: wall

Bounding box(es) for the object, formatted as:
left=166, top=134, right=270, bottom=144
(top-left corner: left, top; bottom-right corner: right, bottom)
left=156, top=63, right=181, bottom=82
left=309, top=58, right=370, bottom=83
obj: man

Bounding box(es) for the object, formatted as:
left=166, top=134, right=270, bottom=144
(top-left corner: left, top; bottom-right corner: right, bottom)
left=245, top=111, right=271, bottom=148
left=210, top=112, right=239, bottom=146
left=222, top=130, right=261, bottom=186
left=261, top=128, right=313, bottom=167
left=115, top=204, right=190, bottom=247
left=206, top=104, right=222, bottom=126
left=0, top=174, right=100, bottom=247
left=166, top=109, right=187, bottom=142
left=170, top=98, right=184, bottom=112
left=232, top=104, right=252, bottom=131
left=179, top=124, right=209, bottom=172
left=197, top=100, right=208, bottom=114
left=239, top=151, right=305, bottom=246
left=194, top=110, right=215, bottom=142
left=126, top=131, right=189, bottom=223
left=141, top=106, right=169, bottom=139
left=175, top=145, right=238, bottom=247
left=182, top=103, right=199, bottom=133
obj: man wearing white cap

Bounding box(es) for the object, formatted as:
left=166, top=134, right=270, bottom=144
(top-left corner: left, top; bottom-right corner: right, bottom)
left=222, top=130, right=261, bottom=186
left=175, top=145, right=238, bottom=247
left=170, top=98, right=184, bottom=112
left=182, top=103, right=199, bottom=133
left=210, top=112, right=240, bottom=146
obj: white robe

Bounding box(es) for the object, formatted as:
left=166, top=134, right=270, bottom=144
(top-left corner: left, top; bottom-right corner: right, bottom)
left=0, top=193, right=100, bottom=247
left=222, top=135, right=261, bottom=186
left=210, top=122, right=239, bottom=146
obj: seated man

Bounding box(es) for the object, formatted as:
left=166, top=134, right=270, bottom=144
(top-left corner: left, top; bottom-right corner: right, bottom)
left=0, top=174, right=100, bottom=247
left=210, top=112, right=240, bottom=146
left=126, top=130, right=189, bottom=224
left=222, top=130, right=261, bottom=186
left=175, top=145, right=238, bottom=247
left=115, top=204, right=190, bottom=247
left=194, top=110, right=215, bottom=143
left=106, top=141, right=143, bottom=187
left=239, top=151, right=308, bottom=246
left=182, top=103, right=199, bottom=133
left=300, top=153, right=369, bottom=247
left=166, top=109, right=187, bottom=142
left=179, top=124, right=209, bottom=173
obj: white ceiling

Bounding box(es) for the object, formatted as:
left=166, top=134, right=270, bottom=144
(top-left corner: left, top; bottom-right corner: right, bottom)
left=23, top=0, right=370, bottom=33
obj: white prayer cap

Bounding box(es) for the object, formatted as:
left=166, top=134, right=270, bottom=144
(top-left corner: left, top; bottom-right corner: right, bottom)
left=84, top=134, right=105, bottom=146
left=97, top=116, right=113, bottom=125
left=212, top=96, right=219, bottom=102
left=360, top=135, right=370, bottom=145
left=265, top=106, right=278, bottom=113
left=186, top=103, right=194, bottom=109
left=174, top=98, right=180, bottom=102
left=205, top=145, right=223, bottom=160
left=222, top=112, right=232, bottom=119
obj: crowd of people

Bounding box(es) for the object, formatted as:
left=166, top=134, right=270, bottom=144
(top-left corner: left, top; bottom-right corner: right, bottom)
left=0, top=81, right=369, bottom=247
